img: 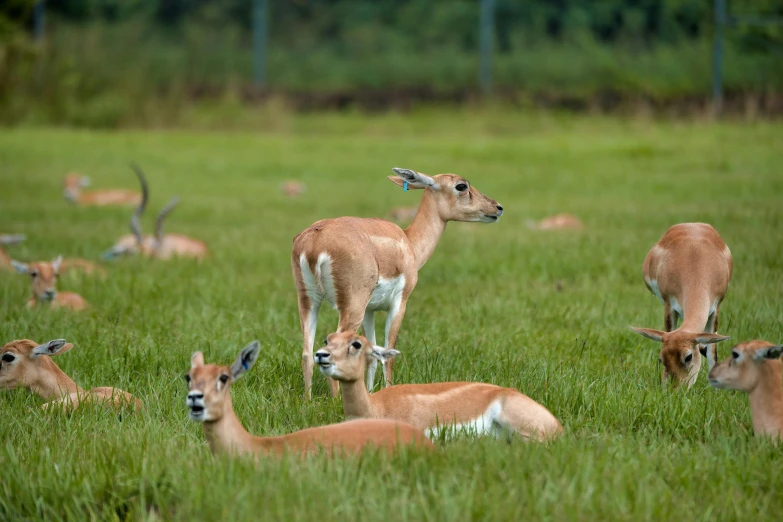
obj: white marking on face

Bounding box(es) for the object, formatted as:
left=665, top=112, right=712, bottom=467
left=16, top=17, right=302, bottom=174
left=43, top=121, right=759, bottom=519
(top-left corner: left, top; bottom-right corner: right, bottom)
left=424, top=400, right=503, bottom=440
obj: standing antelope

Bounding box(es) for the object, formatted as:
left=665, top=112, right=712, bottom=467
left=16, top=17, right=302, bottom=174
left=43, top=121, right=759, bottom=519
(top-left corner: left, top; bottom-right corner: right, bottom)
left=186, top=342, right=432, bottom=457
left=293, top=168, right=503, bottom=398
left=63, top=172, right=142, bottom=206
left=103, top=165, right=208, bottom=260
left=0, top=339, right=141, bottom=412
left=315, top=331, right=563, bottom=441
left=709, top=340, right=783, bottom=440
left=12, top=256, right=88, bottom=311
left=0, top=234, right=25, bottom=269
left=630, top=223, right=733, bottom=388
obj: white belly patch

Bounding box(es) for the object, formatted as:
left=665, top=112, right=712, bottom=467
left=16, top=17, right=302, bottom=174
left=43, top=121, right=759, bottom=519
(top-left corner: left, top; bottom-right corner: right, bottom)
left=366, top=274, right=405, bottom=312
left=424, top=400, right=503, bottom=440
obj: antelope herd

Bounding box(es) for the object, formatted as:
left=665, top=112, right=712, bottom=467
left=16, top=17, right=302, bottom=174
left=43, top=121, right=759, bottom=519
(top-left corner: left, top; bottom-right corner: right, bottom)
left=2, top=165, right=781, bottom=460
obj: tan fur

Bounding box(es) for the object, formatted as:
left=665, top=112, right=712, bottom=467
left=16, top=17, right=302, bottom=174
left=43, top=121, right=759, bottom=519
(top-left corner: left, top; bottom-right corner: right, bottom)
left=186, top=352, right=433, bottom=457
left=315, top=332, right=562, bottom=441
left=0, top=339, right=141, bottom=412
left=15, top=259, right=88, bottom=311
left=630, top=223, right=733, bottom=387
left=292, top=169, right=503, bottom=398
left=527, top=213, right=584, bottom=231
left=105, top=166, right=208, bottom=261
left=63, top=173, right=142, bottom=206
left=709, top=340, right=783, bottom=440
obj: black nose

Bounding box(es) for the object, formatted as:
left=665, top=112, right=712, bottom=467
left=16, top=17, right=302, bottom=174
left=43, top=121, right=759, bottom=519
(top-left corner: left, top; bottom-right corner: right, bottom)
left=314, top=351, right=329, bottom=361
left=496, top=204, right=503, bottom=212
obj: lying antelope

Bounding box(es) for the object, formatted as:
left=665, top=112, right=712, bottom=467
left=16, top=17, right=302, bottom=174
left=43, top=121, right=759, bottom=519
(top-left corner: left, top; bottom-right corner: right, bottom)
left=315, top=331, right=563, bottom=441
left=280, top=181, right=307, bottom=198
left=12, top=256, right=88, bottom=311
left=0, top=234, right=25, bottom=269
left=186, top=342, right=432, bottom=457
left=103, top=165, right=208, bottom=260
left=709, top=340, right=783, bottom=440
left=59, top=258, right=107, bottom=278
left=386, top=206, right=418, bottom=224
left=630, top=223, right=733, bottom=387
left=526, top=213, right=584, bottom=231
left=293, top=168, right=503, bottom=398
left=0, top=339, right=141, bottom=412
left=63, top=172, right=142, bottom=206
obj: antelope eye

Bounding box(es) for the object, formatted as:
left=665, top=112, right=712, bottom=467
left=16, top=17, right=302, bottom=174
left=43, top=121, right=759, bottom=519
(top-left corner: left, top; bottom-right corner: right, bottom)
left=219, top=374, right=229, bottom=384
left=351, top=341, right=362, bottom=349
left=683, top=353, right=693, bottom=364
left=184, top=374, right=191, bottom=382
left=732, top=351, right=740, bottom=360
left=455, top=183, right=468, bottom=192
left=1, top=354, right=15, bottom=363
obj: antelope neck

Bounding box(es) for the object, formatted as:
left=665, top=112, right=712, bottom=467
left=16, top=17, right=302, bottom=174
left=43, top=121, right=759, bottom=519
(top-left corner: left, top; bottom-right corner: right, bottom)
left=201, top=395, right=285, bottom=456
left=748, top=365, right=783, bottom=437
left=339, top=376, right=376, bottom=419
left=32, top=358, right=82, bottom=400
left=404, top=189, right=448, bottom=270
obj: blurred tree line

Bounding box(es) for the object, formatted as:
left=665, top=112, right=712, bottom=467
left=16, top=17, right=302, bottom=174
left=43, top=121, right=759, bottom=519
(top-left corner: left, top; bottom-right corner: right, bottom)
left=1, top=0, right=782, bottom=126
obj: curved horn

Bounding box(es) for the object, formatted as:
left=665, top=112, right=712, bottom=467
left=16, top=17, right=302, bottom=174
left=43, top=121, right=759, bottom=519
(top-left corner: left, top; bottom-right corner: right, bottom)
left=129, top=163, right=149, bottom=247
left=155, top=196, right=180, bottom=243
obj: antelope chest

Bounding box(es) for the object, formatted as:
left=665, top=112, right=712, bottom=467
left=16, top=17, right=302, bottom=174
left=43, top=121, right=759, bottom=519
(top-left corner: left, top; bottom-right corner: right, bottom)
left=366, top=275, right=406, bottom=312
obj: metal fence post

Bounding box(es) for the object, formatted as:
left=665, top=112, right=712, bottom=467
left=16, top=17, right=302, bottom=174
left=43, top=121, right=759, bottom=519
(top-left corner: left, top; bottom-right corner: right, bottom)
left=253, top=0, right=268, bottom=87
left=479, top=0, right=495, bottom=96
left=712, top=0, right=726, bottom=116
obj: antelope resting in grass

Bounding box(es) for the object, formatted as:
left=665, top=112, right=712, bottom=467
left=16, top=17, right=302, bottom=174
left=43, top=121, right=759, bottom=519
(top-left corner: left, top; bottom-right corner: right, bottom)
left=281, top=181, right=307, bottom=198
left=630, top=223, right=733, bottom=388
left=12, top=256, right=88, bottom=311
left=0, top=339, right=141, bottom=412
left=293, top=168, right=503, bottom=398
left=63, top=172, right=142, bottom=206
left=315, top=332, right=563, bottom=441
left=709, top=340, right=783, bottom=440
left=526, top=213, right=584, bottom=231
left=0, top=234, right=25, bottom=269
left=103, top=165, right=208, bottom=260
left=186, top=342, right=433, bottom=457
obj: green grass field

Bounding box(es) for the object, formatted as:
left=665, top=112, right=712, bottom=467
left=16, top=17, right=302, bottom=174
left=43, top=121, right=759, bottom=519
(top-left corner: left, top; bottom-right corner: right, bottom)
left=1, top=112, right=782, bottom=521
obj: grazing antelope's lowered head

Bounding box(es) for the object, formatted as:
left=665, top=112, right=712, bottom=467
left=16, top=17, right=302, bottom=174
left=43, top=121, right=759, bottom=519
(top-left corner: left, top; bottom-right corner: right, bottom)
left=186, top=342, right=260, bottom=423
left=630, top=327, right=731, bottom=387
left=388, top=168, right=503, bottom=223
left=63, top=173, right=91, bottom=203
left=12, top=256, right=63, bottom=302
left=0, top=339, right=74, bottom=392
left=315, top=331, right=398, bottom=383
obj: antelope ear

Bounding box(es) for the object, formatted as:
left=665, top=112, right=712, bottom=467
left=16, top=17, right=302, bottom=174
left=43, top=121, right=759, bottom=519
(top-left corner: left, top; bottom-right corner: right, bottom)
left=370, top=346, right=401, bottom=363
left=33, top=339, right=74, bottom=357
left=629, top=327, right=665, bottom=342
left=388, top=168, right=436, bottom=190
left=231, top=341, right=260, bottom=379
left=51, top=255, right=63, bottom=273
left=11, top=260, right=29, bottom=274
left=191, top=352, right=205, bottom=369
left=754, top=344, right=783, bottom=361
left=693, top=333, right=731, bottom=345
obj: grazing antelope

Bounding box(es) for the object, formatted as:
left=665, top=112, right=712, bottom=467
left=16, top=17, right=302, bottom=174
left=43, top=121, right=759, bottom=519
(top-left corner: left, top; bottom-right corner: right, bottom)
left=0, top=339, right=141, bottom=412
left=315, top=331, right=563, bottom=441
left=709, top=340, right=783, bottom=440
left=63, top=172, right=142, bottom=206
left=0, top=234, right=25, bottom=269
left=386, top=206, right=418, bottom=224
left=630, top=223, right=733, bottom=388
left=186, top=342, right=433, bottom=457
left=103, top=165, right=208, bottom=260
left=527, top=213, right=584, bottom=231
left=12, top=256, right=88, bottom=311
left=293, top=168, right=503, bottom=398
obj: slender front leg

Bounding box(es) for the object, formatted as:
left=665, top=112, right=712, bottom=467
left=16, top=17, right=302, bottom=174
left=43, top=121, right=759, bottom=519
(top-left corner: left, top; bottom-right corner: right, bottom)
left=362, top=311, right=379, bottom=392
left=383, top=300, right=408, bottom=387
left=702, top=308, right=719, bottom=371
left=664, top=300, right=677, bottom=332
